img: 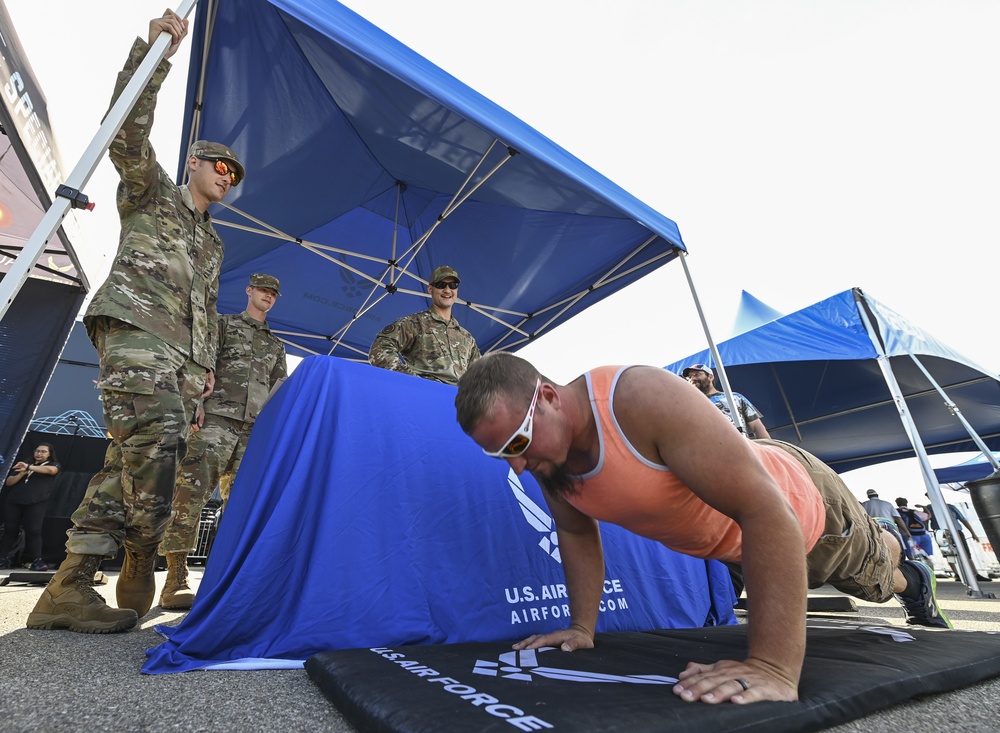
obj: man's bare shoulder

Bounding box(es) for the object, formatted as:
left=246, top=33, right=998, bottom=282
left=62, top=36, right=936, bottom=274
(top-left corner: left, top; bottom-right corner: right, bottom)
left=614, top=365, right=689, bottom=401
left=609, top=366, right=704, bottom=452
left=613, top=365, right=740, bottom=443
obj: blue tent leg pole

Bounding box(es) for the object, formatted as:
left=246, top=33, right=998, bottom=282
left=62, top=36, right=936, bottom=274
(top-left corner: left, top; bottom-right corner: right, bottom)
left=907, top=353, right=1000, bottom=474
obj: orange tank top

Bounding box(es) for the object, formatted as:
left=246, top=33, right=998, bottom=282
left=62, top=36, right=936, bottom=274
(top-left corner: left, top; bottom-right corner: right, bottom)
left=566, top=366, right=826, bottom=563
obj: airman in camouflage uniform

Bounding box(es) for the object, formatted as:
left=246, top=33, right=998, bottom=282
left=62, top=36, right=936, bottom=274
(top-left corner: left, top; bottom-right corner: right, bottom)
left=369, top=265, right=481, bottom=385
left=158, top=274, right=287, bottom=609
left=27, top=11, right=246, bottom=634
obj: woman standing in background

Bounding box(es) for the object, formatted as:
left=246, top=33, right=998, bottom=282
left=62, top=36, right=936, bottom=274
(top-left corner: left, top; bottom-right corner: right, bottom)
left=1, top=443, right=61, bottom=570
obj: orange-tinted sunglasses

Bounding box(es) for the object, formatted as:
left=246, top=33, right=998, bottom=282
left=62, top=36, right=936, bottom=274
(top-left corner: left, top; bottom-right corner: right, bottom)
left=199, top=157, right=240, bottom=186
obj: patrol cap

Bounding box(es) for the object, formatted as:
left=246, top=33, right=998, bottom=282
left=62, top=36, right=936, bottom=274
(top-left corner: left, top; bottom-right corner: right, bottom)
left=249, top=273, right=281, bottom=295
left=188, top=140, right=246, bottom=184
left=681, top=363, right=713, bottom=379
left=429, top=265, right=460, bottom=283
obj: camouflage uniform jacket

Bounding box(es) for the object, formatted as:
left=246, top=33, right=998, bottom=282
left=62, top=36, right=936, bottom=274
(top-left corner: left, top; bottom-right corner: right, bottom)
left=204, top=311, right=288, bottom=423
left=369, top=307, right=480, bottom=385
left=84, top=38, right=223, bottom=370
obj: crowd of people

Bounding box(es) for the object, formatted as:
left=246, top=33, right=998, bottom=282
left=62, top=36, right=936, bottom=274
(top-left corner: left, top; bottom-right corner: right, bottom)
left=0, top=9, right=985, bottom=710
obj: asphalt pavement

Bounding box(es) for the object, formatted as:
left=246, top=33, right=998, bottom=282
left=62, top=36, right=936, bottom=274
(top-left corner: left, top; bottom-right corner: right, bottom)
left=1, top=566, right=999, bottom=732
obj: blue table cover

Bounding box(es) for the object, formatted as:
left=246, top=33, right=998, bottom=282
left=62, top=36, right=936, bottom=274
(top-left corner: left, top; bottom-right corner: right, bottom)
left=144, top=357, right=734, bottom=673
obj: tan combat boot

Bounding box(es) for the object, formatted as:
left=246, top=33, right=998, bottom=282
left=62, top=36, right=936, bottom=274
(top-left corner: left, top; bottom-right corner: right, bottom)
left=26, top=553, right=138, bottom=633
left=116, top=542, right=158, bottom=617
left=160, top=552, right=195, bottom=610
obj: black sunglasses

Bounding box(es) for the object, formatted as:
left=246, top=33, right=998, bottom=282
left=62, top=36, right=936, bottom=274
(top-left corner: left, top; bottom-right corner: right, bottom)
left=430, top=281, right=459, bottom=290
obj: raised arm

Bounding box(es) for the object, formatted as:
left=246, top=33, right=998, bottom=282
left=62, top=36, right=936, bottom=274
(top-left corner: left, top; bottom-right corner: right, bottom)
left=108, top=11, right=187, bottom=212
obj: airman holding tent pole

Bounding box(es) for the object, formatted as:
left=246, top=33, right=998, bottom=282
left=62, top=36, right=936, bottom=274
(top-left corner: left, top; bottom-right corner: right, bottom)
left=27, top=10, right=246, bottom=633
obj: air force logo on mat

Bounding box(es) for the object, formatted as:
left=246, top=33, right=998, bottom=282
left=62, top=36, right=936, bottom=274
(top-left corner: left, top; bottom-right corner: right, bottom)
left=306, top=621, right=1000, bottom=733
left=473, top=647, right=677, bottom=685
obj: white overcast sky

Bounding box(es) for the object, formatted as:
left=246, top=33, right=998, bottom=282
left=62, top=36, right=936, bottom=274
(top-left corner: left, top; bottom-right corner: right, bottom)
left=6, top=0, right=1000, bottom=502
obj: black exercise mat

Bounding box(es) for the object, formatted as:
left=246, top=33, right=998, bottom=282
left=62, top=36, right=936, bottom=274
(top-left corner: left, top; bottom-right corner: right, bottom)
left=306, top=619, right=1000, bottom=733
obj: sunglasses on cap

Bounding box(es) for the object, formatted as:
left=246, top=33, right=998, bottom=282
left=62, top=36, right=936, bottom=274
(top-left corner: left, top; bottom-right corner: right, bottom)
left=198, top=157, right=240, bottom=186
left=483, top=379, right=541, bottom=459
left=430, top=280, right=459, bottom=290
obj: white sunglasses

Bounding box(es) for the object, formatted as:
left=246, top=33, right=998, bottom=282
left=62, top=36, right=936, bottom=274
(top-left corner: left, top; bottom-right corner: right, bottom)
left=482, top=379, right=541, bottom=458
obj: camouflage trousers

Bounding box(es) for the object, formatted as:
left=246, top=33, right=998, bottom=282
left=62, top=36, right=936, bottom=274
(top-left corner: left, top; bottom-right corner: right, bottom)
left=67, top=318, right=207, bottom=557
left=159, top=413, right=253, bottom=554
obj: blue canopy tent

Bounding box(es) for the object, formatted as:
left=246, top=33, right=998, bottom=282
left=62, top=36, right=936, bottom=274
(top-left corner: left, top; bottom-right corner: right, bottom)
left=173, top=0, right=688, bottom=360
left=935, top=452, right=1000, bottom=485
left=667, top=287, right=1000, bottom=592
left=666, top=288, right=1000, bottom=474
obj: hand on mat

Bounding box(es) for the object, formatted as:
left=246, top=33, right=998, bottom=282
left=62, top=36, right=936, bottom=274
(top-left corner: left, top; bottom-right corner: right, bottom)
left=513, top=625, right=595, bottom=653
left=673, top=658, right=798, bottom=705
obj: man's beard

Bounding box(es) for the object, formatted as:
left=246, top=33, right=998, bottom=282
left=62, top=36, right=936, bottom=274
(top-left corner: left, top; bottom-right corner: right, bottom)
left=535, top=462, right=581, bottom=498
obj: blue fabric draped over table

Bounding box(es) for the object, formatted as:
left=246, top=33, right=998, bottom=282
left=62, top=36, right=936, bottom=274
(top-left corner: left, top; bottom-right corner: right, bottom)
left=144, top=357, right=735, bottom=674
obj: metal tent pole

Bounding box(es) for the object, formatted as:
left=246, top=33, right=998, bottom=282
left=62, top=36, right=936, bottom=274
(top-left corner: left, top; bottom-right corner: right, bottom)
left=853, top=292, right=991, bottom=598
left=181, top=0, right=218, bottom=181
left=678, top=252, right=746, bottom=433
left=908, top=353, right=1000, bottom=473
left=0, top=0, right=199, bottom=322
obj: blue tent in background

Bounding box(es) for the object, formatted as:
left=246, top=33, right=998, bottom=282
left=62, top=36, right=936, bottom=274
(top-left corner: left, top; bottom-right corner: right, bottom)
left=666, top=288, right=1000, bottom=474
left=934, top=452, right=1000, bottom=485
left=728, top=290, right=785, bottom=337
left=174, top=0, right=687, bottom=360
